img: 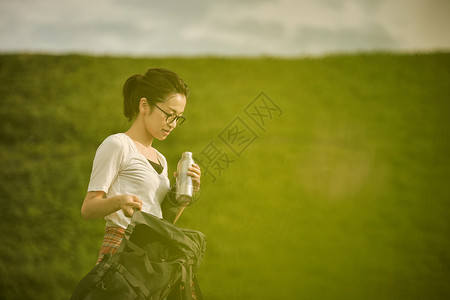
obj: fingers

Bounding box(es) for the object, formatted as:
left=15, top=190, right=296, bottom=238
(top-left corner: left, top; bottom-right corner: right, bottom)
left=123, top=206, right=135, bottom=218
left=174, top=164, right=201, bottom=180
left=174, top=164, right=200, bottom=178
left=187, top=164, right=201, bottom=192
left=123, top=204, right=141, bottom=218
left=130, top=201, right=143, bottom=211
left=187, top=164, right=201, bottom=177
left=121, top=195, right=143, bottom=218
left=133, top=194, right=143, bottom=204
left=129, top=195, right=143, bottom=209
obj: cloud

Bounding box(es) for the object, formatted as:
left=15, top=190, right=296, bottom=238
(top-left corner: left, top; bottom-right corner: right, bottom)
left=0, top=0, right=449, bottom=56
left=292, top=24, right=398, bottom=54
left=375, top=0, right=450, bottom=50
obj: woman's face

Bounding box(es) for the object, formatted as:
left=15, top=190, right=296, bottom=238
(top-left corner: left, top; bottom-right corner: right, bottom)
left=143, top=93, right=187, bottom=140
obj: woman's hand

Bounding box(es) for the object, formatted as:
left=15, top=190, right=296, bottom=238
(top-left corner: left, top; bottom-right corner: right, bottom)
left=188, top=163, right=202, bottom=193
left=117, top=194, right=143, bottom=218
left=174, top=163, right=202, bottom=193
left=81, top=191, right=142, bottom=219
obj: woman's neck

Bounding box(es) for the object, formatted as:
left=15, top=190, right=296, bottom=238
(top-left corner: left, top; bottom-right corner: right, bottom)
left=125, top=121, right=154, bottom=148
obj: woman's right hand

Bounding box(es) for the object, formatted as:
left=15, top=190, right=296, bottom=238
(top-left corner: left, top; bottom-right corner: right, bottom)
left=81, top=191, right=143, bottom=220
left=117, top=194, right=143, bottom=217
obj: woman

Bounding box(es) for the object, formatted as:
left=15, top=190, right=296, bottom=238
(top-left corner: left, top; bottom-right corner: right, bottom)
left=81, top=68, right=201, bottom=263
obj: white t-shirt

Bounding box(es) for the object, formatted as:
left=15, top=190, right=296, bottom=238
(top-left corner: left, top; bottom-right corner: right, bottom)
left=88, top=133, right=170, bottom=228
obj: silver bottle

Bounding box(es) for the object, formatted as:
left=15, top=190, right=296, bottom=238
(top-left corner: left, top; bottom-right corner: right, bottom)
left=176, top=152, right=195, bottom=203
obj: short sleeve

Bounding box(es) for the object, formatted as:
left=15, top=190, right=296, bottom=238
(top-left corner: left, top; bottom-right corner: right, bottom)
left=88, top=135, right=125, bottom=193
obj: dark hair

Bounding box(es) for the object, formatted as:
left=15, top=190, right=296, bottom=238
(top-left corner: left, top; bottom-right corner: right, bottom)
left=122, top=68, right=189, bottom=121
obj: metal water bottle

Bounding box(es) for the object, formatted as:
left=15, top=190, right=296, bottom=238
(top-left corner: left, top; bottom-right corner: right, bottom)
left=176, top=152, right=194, bottom=203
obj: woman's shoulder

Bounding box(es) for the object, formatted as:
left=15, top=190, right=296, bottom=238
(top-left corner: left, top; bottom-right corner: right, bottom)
left=100, top=133, right=124, bottom=146
left=97, top=133, right=132, bottom=154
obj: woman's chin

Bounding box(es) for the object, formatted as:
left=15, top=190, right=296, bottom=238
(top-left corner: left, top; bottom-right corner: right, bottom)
left=156, top=134, right=169, bottom=141
left=153, top=129, right=171, bottom=141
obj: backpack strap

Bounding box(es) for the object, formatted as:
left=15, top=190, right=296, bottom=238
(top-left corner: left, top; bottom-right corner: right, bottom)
left=122, top=238, right=155, bottom=275
left=116, top=264, right=151, bottom=298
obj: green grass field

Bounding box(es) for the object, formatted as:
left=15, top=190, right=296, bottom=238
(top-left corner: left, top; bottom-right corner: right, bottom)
left=0, top=52, right=449, bottom=299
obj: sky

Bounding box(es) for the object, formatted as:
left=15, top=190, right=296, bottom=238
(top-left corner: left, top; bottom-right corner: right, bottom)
left=0, top=0, right=449, bottom=57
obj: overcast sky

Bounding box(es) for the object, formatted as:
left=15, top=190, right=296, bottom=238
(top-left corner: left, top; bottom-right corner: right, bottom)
left=1, top=0, right=449, bottom=56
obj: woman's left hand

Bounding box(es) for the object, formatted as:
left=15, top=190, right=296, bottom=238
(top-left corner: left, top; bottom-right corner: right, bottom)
left=174, top=163, right=201, bottom=193
left=188, top=163, right=201, bottom=193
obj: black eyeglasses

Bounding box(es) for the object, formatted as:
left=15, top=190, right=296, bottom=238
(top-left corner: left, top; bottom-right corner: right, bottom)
left=150, top=102, right=186, bottom=127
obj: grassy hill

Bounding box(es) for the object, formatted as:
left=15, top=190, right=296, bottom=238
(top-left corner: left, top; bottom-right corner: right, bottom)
left=0, top=52, right=449, bottom=299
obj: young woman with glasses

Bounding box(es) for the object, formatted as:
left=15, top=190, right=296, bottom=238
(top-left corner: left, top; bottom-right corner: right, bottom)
left=80, top=68, right=201, bottom=264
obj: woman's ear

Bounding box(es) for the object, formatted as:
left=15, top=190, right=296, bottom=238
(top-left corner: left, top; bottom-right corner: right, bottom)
left=139, top=98, right=149, bottom=114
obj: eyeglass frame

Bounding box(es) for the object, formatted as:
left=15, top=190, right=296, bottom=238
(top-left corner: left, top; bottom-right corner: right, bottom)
left=148, top=101, right=186, bottom=127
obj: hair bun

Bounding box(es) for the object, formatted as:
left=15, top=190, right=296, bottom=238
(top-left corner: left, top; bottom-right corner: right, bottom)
left=122, top=68, right=189, bottom=122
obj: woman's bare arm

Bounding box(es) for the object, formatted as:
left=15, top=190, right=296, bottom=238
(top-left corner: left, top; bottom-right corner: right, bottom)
left=81, top=191, right=143, bottom=220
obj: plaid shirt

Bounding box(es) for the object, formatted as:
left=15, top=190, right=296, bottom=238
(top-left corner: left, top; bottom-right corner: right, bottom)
left=96, top=226, right=126, bottom=264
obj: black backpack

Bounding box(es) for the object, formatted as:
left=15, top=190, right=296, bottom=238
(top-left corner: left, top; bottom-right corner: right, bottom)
left=70, top=211, right=207, bottom=300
